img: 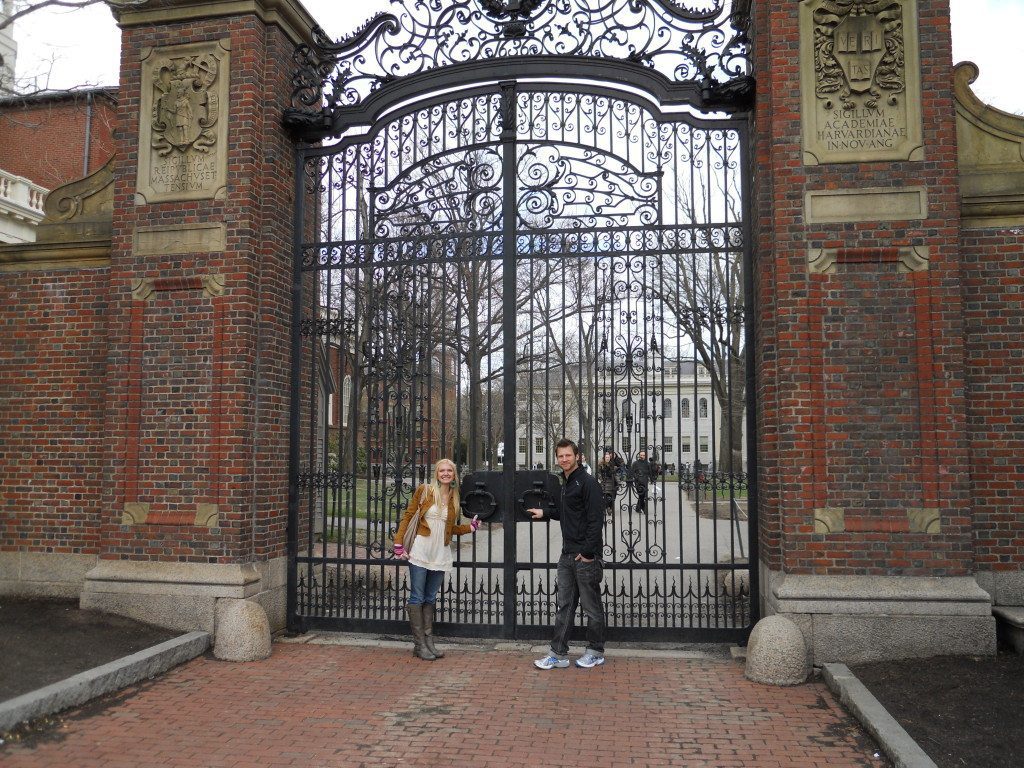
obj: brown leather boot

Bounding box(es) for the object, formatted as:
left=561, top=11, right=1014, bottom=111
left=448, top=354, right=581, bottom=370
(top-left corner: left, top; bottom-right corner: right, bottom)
left=421, top=603, right=445, bottom=659
left=406, top=604, right=436, bottom=661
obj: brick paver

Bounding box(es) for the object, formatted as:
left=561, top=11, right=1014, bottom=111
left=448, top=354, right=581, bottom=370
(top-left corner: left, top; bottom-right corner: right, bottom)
left=2, top=644, right=886, bottom=767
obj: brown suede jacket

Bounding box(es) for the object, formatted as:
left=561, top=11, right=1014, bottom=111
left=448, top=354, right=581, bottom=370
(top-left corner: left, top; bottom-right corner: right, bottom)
left=394, top=484, right=472, bottom=547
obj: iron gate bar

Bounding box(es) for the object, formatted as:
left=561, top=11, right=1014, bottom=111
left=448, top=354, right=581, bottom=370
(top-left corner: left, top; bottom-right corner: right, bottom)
left=500, top=80, right=519, bottom=637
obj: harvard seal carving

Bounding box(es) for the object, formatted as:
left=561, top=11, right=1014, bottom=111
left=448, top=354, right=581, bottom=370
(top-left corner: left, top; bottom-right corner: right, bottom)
left=812, top=0, right=905, bottom=111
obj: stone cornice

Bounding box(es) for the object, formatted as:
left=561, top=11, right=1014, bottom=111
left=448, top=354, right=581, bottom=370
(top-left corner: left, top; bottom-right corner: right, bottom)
left=954, top=61, right=1024, bottom=229
left=0, top=239, right=110, bottom=272
left=112, top=0, right=318, bottom=48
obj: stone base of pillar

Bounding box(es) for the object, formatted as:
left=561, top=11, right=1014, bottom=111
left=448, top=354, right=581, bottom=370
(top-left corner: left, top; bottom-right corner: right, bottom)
left=0, top=551, right=99, bottom=599
left=81, top=557, right=287, bottom=634
left=760, top=565, right=996, bottom=664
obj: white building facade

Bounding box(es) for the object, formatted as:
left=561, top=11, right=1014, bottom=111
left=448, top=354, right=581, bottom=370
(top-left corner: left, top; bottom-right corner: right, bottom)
left=514, top=360, right=745, bottom=475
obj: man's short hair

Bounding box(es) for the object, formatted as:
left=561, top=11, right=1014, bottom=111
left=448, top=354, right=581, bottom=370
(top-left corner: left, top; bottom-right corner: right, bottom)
left=554, top=438, right=579, bottom=455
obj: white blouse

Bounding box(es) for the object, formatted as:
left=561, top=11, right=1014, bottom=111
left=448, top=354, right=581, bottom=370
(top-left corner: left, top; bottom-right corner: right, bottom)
left=407, top=503, right=454, bottom=573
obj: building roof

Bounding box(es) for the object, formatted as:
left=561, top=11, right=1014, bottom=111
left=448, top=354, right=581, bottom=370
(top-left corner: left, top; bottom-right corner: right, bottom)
left=0, top=86, right=117, bottom=108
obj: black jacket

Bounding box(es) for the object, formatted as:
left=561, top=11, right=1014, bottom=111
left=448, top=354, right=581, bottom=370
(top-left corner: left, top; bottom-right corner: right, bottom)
left=545, top=466, right=604, bottom=560
left=631, top=458, right=653, bottom=485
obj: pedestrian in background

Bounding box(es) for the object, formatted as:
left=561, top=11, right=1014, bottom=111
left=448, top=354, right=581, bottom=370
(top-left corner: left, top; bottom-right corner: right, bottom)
left=597, top=450, right=619, bottom=520
left=630, top=449, right=654, bottom=515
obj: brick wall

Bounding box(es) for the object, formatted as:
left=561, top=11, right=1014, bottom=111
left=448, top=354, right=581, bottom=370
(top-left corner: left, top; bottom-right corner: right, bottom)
left=100, top=15, right=300, bottom=563
left=752, top=0, right=973, bottom=576
left=963, top=229, right=1024, bottom=574
left=0, top=269, right=108, bottom=556
left=0, top=90, right=117, bottom=189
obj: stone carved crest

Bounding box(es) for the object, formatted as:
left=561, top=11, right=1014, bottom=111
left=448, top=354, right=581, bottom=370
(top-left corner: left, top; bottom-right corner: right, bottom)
left=137, top=40, right=230, bottom=204
left=800, top=0, right=921, bottom=164
left=812, top=0, right=905, bottom=111
left=150, top=52, right=221, bottom=156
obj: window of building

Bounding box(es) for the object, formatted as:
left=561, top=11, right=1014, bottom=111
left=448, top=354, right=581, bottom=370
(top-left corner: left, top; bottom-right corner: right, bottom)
left=699, top=398, right=708, bottom=418
left=663, top=436, right=673, bottom=454
left=681, top=438, right=691, bottom=453
left=680, top=399, right=690, bottom=418
left=663, top=398, right=672, bottom=419
left=622, top=436, right=632, bottom=453
left=535, top=437, right=544, bottom=453
left=699, top=436, right=709, bottom=453
left=518, top=437, right=528, bottom=453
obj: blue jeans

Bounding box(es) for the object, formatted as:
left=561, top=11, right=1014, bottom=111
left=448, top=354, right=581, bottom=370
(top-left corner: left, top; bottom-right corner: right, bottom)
left=550, top=552, right=606, bottom=658
left=408, top=563, right=445, bottom=605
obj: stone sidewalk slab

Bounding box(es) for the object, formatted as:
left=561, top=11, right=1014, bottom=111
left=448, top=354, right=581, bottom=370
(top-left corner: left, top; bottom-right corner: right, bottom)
left=1, top=642, right=888, bottom=767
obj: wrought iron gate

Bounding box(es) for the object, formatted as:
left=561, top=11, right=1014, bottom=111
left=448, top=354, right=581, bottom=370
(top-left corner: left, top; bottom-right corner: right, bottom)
left=285, top=0, right=757, bottom=641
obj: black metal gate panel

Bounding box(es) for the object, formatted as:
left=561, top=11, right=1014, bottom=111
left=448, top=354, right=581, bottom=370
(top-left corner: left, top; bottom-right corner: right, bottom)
left=287, top=0, right=756, bottom=641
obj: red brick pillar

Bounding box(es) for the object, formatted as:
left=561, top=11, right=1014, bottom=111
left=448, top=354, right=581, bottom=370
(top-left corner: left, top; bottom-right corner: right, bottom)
left=751, top=0, right=994, bottom=661
left=81, top=0, right=317, bottom=632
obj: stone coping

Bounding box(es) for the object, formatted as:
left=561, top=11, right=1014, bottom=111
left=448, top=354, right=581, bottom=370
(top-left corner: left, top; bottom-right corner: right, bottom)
left=112, top=0, right=319, bottom=48
left=0, top=632, right=209, bottom=734
left=993, top=607, right=1024, bottom=628
left=822, top=663, right=938, bottom=768
left=84, top=561, right=262, bottom=598
left=771, top=575, right=993, bottom=617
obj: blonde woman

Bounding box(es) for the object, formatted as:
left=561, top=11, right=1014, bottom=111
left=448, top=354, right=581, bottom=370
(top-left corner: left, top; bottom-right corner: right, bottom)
left=394, top=458, right=479, bottom=660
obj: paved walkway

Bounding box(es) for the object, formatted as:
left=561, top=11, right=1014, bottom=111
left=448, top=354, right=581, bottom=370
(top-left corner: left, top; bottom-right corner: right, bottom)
left=2, top=640, right=886, bottom=768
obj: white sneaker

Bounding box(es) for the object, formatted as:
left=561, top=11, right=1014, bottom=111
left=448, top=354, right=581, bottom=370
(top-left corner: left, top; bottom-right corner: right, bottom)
left=534, top=654, right=570, bottom=670
left=575, top=653, right=606, bottom=668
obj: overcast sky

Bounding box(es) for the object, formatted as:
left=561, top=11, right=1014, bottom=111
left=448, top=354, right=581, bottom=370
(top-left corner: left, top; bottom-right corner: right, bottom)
left=10, top=0, right=1024, bottom=113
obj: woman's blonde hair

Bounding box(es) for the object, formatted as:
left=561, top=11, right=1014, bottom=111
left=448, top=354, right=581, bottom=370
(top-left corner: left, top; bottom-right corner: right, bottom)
left=427, top=458, right=460, bottom=512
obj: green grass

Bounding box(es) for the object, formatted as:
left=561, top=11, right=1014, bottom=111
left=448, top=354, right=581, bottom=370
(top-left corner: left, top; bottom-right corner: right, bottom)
left=322, top=478, right=391, bottom=521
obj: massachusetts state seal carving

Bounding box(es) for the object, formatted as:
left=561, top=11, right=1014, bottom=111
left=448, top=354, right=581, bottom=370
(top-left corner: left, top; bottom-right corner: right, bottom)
left=151, top=52, right=221, bottom=157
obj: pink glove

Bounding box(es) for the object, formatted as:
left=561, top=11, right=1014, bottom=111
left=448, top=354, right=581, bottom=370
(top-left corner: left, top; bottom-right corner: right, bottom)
left=393, top=544, right=405, bottom=557
left=470, top=515, right=480, bottom=532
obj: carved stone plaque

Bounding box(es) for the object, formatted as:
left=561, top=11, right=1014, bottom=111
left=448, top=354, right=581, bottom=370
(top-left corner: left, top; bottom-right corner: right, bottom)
left=800, top=1, right=923, bottom=165
left=136, top=39, right=230, bottom=203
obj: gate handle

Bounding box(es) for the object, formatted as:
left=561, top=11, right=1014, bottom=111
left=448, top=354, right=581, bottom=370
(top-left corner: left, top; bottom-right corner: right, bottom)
left=519, top=480, right=555, bottom=517
left=462, top=481, right=497, bottom=521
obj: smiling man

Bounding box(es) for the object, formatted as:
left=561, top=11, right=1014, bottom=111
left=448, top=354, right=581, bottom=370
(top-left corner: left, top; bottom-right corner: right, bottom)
left=528, top=438, right=607, bottom=669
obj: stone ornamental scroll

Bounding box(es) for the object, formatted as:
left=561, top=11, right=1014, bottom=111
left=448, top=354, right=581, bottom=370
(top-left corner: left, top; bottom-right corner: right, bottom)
left=136, top=40, right=230, bottom=203
left=800, top=0, right=923, bottom=165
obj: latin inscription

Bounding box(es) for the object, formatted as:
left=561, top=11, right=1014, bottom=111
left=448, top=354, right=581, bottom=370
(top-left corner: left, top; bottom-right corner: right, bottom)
left=150, top=155, right=218, bottom=194
left=817, top=107, right=908, bottom=153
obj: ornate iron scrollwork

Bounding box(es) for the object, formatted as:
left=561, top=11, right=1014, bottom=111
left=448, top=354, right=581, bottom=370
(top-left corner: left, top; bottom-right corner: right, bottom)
left=285, top=0, right=753, bottom=138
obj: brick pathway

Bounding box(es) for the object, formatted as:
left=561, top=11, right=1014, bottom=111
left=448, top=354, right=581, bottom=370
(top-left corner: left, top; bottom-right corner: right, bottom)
left=2, top=643, right=886, bottom=768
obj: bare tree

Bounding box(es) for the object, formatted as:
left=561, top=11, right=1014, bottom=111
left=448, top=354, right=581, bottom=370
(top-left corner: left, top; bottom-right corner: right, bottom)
left=0, top=1, right=147, bottom=93
left=0, top=0, right=145, bottom=31
left=525, top=256, right=615, bottom=465
left=654, top=159, right=746, bottom=475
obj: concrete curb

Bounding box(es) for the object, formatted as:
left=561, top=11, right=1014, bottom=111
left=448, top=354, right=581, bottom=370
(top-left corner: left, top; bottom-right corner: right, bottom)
left=0, top=631, right=210, bottom=734
left=281, top=632, right=733, bottom=660
left=821, top=663, right=938, bottom=768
